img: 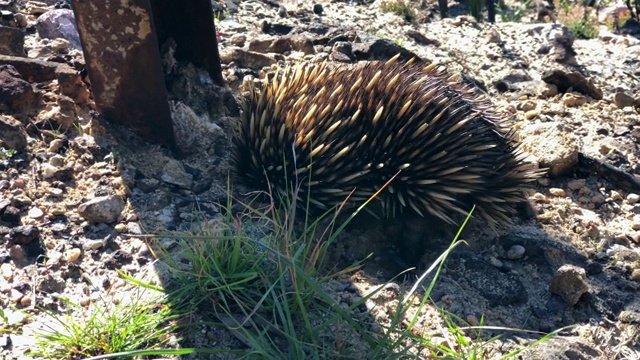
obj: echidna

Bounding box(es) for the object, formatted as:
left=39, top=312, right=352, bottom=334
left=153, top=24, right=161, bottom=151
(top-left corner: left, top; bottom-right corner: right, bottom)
left=234, top=55, right=539, bottom=229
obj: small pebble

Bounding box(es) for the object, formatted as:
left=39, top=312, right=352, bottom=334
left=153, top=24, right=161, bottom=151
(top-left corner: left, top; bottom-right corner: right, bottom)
left=524, top=110, right=539, bottom=120
left=532, top=192, right=549, bottom=203
left=114, top=223, right=127, bottom=233
left=20, top=295, right=32, bottom=307
left=126, top=222, right=143, bottom=234
left=12, top=178, right=25, bottom=189
left=610, top=190, right=623, bottom=201
left=548, top=188, right=566, bottom=197
left=63, top=248, right=82, bottom=263
left=629, top=232, right=640, bottom=244
left=313, top=3, right=323, bottom=15
left=1, top=263, right=13, bottom=281
left=537, top=177, right=551, bottom=186
left=591, top=194, right=605, bottom=204
left=567, top=179, right=586, bottom=190
left=489, top=256, right=503, bottom=268
left=631, top=269, right=640, bottom=283
left=627, top=193, right=640, bottom=204
left=83, top=239, right=106, bottom=250
left=28, top=207, right=44, bottom=219
left=8, top=245, right=27, bottom=263
left=507, top=245, right=526, bottom=260
left=48, top=188, right=64, bottom=196
left=41, top=163, right=58, bottom=179
left=48, top=138, right=66, bottom=153
left=10, top=289, right=24, bottom=303
left=466, top=314, right=479, bottom=326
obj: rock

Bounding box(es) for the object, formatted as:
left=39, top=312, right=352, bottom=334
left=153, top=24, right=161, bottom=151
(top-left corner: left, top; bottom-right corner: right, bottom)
left=405, top=29, right=441, bottom=46
left=8, top=244, right=27, bottom=263
left=27, top=207, right=43, bottom=219
left=549, top=264, right=589, bottom=306
left=562, top=93, right=586, bottom=107
left=0, top=54, right=60, bottom=82
left=0, top=65, right=38, bottom=113
left=126, top=222, right=142, bottom=235
left=0, top=115, right=27, bottom=150
left=219, top=47, right=278, bottom=69
left=546, top=24, right=577, bottom=64
left=313, top=4, right=323, bottom=15
left=229, top=34, right=246, bottom=47
left=35, top=9, right=82, bottom=49
left=70, top=134, right=107, bottom=158
left=352, top=33, right=419, bottom=62
left=47, top=138, right=66, bottom=153
left=0, top=205, right=20, bottom=224
left=169, top=102, right=225, bottom=156
left=541, top=69, right=603, bottom=100
left=55, top=64, right=91, bottom=104
left=627, top=193, right=640, bottom=204
left=507, top=245, right=526, bottom=260
left=9, top=225, right=40, bottom=245
left=548, top=188, right=566, bottom=197
left=269, top=34, right=315, bottom=55
left=567, top=179, right=585, bottom=190
left=63, top=248, right=81, bottom=262
left=614, top=90, right=635, bottom=109
left=0, top=25, right=25, bottom=56
left=330, top=41, right=355, bottom=62
left=50, top=38, right=70, bottom=52
left=1, top=263, right=13, bottom=281
left=161, top=159, right=193, bottom=189
left=518, top=122, right=579, bottom=177
left=36, top=273, right=66, bottom=293
left=247, top=36, right=274, bottom=53
left=77, top=195, right=125, bottom=224
left=523, top=337, right=602, bottom=359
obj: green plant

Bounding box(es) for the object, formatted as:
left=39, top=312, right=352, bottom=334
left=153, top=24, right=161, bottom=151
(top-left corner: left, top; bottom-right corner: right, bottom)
left=32, top=286, right=189, bottom=359
left=497, top=0, right=532, bottom=22
left=566, top=17, right=599, bottom=39
left=557, top=0, right=600, bottom=39
left=380, top=0, right=416, bottom=23
left=0, top=147, right=17, bottom=160
left=151, top=175, right=374, bottom=358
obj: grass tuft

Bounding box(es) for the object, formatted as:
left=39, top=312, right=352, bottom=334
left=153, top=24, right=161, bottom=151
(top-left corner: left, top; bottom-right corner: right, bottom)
left=31, top=286, right=188, bottom=359
left=380, top=0, right=416, bottom=23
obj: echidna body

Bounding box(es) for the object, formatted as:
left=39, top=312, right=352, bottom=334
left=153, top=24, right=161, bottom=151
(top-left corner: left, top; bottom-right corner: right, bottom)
left=234, top=56, right=539, bottom=227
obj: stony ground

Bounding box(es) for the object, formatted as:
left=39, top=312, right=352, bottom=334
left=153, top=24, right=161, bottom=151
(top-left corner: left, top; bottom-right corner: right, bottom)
left=1, top=0, right=640, bottom=359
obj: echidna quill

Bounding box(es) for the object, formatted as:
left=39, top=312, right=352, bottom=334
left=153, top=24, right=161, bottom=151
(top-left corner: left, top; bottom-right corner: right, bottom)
left=234, top=55, right=540, bottom=232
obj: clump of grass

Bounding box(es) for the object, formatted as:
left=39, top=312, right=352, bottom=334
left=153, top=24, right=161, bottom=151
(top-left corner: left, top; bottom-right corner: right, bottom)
left=497, top=0, right=532, bottom=22
left=31, top=286, right=190, bottom=359
left=557, top=0, right=600, bottom=39
left=380, top=0, right=416, bottom=23
left=151, top=179, right=373, bottom=358
left=0, top=147, right=17, bottom=161
left=566, top=17, right=599, bottom=38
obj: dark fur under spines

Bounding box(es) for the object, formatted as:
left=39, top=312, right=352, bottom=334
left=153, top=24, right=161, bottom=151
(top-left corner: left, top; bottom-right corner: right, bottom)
left=234, top=55, right=540, bottom=228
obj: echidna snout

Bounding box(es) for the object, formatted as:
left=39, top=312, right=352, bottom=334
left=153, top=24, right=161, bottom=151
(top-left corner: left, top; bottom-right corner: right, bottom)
left=233, top=55, right=540, bottom=229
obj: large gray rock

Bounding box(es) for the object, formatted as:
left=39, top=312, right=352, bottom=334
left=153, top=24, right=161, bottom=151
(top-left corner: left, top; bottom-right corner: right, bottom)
left=77, top=195, right=125, bottom=224
left=35, top=9, right=81, bottom=49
